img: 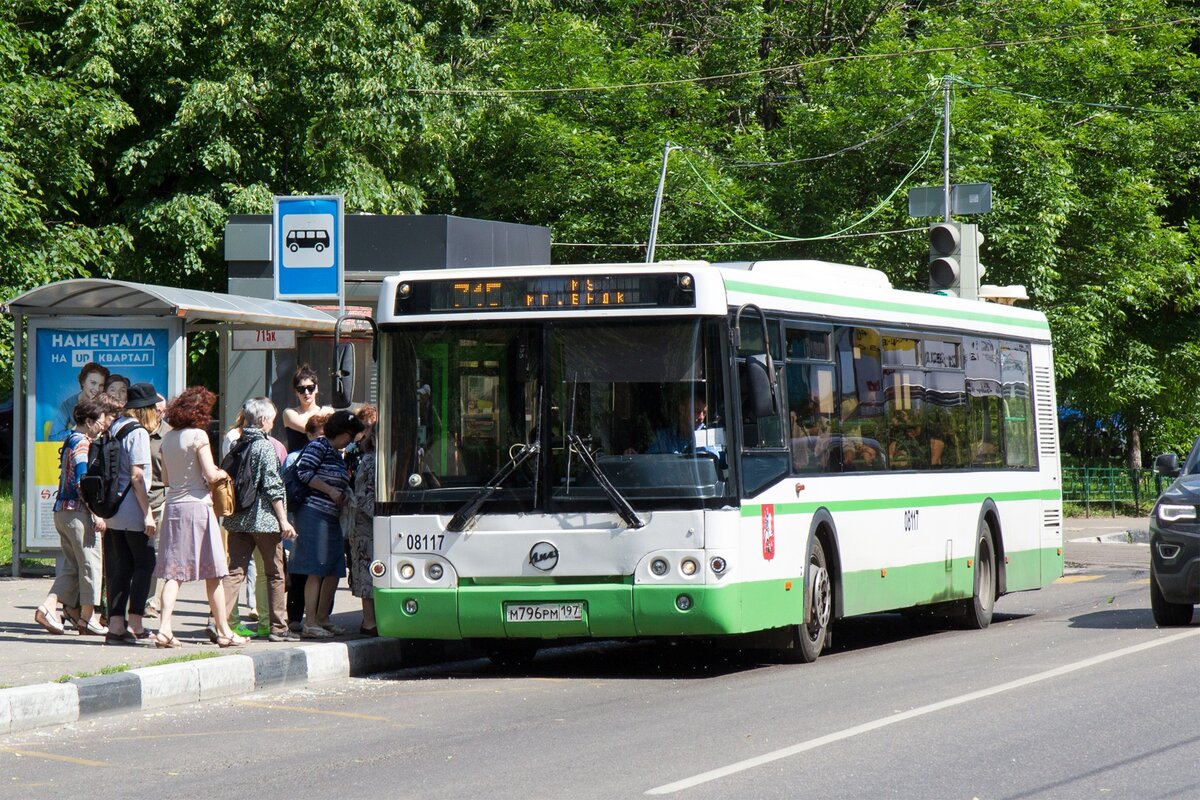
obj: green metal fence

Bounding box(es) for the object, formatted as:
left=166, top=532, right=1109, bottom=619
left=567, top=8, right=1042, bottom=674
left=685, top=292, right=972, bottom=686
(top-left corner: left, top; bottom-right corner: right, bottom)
left=1061, top=467, right=1160, bottom=517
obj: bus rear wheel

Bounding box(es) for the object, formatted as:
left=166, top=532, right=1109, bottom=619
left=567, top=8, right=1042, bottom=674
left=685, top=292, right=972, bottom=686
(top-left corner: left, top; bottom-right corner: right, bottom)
left=958, top=520, right=996, bottom=630
left=790, top=537, right=832, bottom=663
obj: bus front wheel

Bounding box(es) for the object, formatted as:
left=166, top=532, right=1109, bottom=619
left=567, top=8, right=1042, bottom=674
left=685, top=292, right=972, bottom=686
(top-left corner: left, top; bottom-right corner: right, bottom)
left=790, top=536, right=832, bottom=663
left=959, top=520, right=996, bottom=630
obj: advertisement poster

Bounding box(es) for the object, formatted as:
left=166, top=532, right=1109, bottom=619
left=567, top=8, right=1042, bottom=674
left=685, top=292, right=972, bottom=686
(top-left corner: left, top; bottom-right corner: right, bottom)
left=26, top=322, right=175, bottom=549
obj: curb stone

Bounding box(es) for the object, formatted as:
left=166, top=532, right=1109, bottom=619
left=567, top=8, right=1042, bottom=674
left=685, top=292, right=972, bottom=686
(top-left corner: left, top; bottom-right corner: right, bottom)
left=0, top=638, right=405, bottom=737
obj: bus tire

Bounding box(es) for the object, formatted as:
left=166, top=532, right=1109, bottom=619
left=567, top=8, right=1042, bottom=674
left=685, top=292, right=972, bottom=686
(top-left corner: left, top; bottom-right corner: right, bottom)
left=791, top=536, right=832, bottom=663
left=1150, top=562, right=1195, bottom=626
left=959, top=520, right=996, bottom=630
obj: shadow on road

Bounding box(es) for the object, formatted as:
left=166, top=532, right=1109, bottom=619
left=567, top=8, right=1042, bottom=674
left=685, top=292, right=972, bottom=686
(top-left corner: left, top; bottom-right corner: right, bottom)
left=377, top=610, right=1037, bottom=682
left=1067, top=608, right=1164, bottom=630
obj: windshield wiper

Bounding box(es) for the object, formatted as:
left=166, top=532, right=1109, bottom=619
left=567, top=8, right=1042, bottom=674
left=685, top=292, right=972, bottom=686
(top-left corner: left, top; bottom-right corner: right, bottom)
left=446, top=441, right=541, bottom=532
left=567, top=434, right=645, bottom=529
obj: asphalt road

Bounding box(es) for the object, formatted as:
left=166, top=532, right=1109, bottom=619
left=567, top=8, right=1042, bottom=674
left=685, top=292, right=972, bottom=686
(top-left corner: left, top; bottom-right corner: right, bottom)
left=2, top=566, right=1197, bottom=800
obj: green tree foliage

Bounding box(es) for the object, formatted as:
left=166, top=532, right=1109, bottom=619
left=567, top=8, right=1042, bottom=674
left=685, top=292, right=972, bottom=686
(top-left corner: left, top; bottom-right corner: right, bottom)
left=2, top=0, right=1199, bottom=466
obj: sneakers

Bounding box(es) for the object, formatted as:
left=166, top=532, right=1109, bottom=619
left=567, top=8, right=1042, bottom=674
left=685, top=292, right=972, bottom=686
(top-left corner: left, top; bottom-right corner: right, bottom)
left=256, top=624, right=271, bottom=638
left=268, top=630, right=301, bottom=643
left=288, top=620, right=304, bottom=633
left=231, top=623, right=262, bottom=639
left=301, top=625, right=334, bottom=639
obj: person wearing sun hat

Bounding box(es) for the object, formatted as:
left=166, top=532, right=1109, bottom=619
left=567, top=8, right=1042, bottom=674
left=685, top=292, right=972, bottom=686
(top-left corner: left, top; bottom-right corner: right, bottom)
left=100, top=381, right=160, bottom=645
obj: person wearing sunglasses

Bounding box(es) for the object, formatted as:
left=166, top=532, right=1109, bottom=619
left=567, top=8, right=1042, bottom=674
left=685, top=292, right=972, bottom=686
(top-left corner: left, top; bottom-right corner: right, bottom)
left=282, top=364, right=332, bottom=453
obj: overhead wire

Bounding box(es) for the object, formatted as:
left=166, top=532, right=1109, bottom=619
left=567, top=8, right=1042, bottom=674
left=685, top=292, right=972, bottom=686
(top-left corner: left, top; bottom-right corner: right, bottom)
left=689, top=94, right=935, bottom=168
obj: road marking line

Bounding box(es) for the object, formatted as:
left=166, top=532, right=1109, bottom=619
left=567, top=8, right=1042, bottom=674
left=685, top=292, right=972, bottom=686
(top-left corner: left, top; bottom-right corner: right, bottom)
left=1, top=748, right=108, bottom=767
left=645, top=628, right=1200, bottom=796
left=236, top=700, right=390, bottom=721
left=1054, top=575, right=1102, bottom=583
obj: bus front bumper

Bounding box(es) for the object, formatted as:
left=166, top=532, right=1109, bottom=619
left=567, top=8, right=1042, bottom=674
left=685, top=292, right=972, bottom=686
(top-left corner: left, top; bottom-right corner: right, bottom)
left=375, top=579, right=803, bottom=640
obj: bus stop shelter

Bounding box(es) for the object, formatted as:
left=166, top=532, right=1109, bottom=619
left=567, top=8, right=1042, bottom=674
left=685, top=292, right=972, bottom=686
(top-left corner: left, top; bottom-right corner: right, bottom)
left=2, top=279, right=338, bottom=575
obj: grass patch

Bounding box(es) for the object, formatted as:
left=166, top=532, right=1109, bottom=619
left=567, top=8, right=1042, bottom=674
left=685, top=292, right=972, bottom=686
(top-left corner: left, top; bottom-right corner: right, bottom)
left=1063, top=501, right=1150, bottom=518
left=54, top=651, right=222, bottom=683
left=57, top=663, right=132, bottom=682
left=0, top=479, right=11, bottom=566
left=0, top=478, right=66, bottom=571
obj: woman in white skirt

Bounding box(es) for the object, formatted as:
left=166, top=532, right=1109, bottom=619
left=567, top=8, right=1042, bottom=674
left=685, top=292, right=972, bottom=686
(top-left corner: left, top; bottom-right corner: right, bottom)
left=153, top=386, right=245, bottom=648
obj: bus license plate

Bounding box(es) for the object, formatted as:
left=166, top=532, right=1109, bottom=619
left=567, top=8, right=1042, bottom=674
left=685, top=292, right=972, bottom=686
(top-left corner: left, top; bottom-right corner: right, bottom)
left=505, top=602, right=583, bottom=623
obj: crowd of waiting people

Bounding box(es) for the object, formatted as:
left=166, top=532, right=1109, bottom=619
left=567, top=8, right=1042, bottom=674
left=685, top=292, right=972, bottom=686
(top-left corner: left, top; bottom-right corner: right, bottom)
left=34, top=362, right=378, bottom=648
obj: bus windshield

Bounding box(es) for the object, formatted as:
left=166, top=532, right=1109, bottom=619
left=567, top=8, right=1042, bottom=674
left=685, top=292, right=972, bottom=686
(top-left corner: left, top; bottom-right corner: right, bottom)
left=381, top=318, right=733, bottom=513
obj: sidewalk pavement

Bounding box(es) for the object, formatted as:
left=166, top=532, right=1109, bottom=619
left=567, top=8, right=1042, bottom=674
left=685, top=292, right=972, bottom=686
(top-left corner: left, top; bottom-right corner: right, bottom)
left=0, top=575, right=406, bottom=736
left=1062, top=514, right=1151, bottom=570
left=0, top=513, right=1155, bottom=737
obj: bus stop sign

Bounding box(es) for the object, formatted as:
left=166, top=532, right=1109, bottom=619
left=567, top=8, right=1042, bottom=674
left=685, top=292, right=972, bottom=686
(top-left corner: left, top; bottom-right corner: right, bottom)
left=273, top=195, right=344, bottom=302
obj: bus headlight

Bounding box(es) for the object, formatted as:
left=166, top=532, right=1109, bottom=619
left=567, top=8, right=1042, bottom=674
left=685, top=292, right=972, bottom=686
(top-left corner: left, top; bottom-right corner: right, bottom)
left=676, top=594, right=693, bottom=611
left=650, top=558, right=670, bottom=576
left=398, top=562, right=415, bottom=580
left=427, top=563, right=444, bottom=581
left=369, top=560, right=387, bottom=578
left=710, top=556, right=727, bottom=575
left=403, top=599, right=419, bottom=615
left=680, top=558, right=698, bottom=576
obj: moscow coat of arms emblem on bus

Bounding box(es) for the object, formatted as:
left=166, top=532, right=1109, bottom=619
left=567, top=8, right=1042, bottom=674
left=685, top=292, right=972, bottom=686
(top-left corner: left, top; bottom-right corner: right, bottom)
left=761, top=504, right=776, bottom=561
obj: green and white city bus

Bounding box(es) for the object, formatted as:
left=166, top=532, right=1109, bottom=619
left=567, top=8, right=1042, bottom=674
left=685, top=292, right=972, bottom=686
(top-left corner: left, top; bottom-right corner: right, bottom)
left=367, top=260, right=1062, bottom=662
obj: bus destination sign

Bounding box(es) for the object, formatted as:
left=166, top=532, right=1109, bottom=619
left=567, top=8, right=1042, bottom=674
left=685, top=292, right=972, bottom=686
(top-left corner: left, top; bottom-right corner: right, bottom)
left=397, top=274, right=696, bottom=314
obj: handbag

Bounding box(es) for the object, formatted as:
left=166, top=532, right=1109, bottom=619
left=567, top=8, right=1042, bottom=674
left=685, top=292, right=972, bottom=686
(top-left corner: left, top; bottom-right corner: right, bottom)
left=210, top=475, right=235, bottom=517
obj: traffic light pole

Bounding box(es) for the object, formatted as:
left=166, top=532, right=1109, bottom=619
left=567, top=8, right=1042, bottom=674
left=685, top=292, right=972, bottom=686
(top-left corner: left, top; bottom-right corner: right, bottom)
left=943, top=77, right=952, bottom=224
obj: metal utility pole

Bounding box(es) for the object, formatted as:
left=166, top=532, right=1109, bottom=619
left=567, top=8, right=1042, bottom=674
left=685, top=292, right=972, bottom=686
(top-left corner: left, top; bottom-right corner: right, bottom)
left=646, top=142, right=680, bottom=264
left=943, top=77, right=952, bottom=223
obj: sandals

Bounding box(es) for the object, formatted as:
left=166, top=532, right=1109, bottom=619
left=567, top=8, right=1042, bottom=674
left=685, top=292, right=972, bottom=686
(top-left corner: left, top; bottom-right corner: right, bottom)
left=61, top=606, right=84, bottom=630
left=155, top=633, right=183, bottom=649
left=34, top=606, right=65, bottom=635
left=79, top=618, right=109, bottom=636
left=215, top=633, right=248, bottom=648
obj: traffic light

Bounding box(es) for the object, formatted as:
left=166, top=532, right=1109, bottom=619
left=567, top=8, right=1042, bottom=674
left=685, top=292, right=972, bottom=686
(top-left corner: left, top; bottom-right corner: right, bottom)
left=928, top=221, right=961, bottom=296
left=928, top=222, right=984, bottom=300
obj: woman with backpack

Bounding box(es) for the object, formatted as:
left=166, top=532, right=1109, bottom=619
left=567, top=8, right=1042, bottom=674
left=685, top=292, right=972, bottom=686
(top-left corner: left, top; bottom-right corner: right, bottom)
left=152, top=386, right=244, bottom=648
left=220, top=397, right=298, bottom=643
left=290, top=409, right=364, bottom=638
left=34, top=396, right=114, bottom=636
left=100, top=382, right=160, bottom=645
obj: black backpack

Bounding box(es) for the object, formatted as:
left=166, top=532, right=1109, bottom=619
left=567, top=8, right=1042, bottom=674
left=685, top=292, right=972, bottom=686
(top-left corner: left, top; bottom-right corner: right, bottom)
left=219, top=436, right=259, bottom=513
left=79, top=421, right=143, bottom=519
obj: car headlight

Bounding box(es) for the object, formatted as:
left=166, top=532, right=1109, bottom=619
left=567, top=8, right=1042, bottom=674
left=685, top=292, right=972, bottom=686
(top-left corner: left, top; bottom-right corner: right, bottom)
left=1156, top=503, right=1196, bottom=522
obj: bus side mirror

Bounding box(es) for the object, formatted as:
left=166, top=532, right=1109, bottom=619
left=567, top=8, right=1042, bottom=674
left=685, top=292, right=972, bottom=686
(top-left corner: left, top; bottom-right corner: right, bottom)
left=742, top=355, right=778, bottom=418
left=1155, top=452, right=1180, bottom=478
left=332, top=342, right=354, bottom=409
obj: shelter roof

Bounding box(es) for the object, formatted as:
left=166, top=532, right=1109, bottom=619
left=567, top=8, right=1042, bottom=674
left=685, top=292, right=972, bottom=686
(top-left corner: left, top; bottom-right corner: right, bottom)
left=2, top=279, right=338, bottom=332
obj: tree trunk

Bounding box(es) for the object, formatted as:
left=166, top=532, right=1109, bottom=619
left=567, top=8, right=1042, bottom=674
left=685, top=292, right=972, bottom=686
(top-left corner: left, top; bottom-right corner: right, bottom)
left=1127, top=424, right=1142, bottom=470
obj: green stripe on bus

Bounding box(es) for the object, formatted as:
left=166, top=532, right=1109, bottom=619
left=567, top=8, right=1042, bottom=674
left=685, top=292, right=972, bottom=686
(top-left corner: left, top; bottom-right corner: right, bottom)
left=741, top=488, right=1062, bottom=517
left=723, top=279, right=1051, bottom=332
left=839, top=546, right=1059, bottom=616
